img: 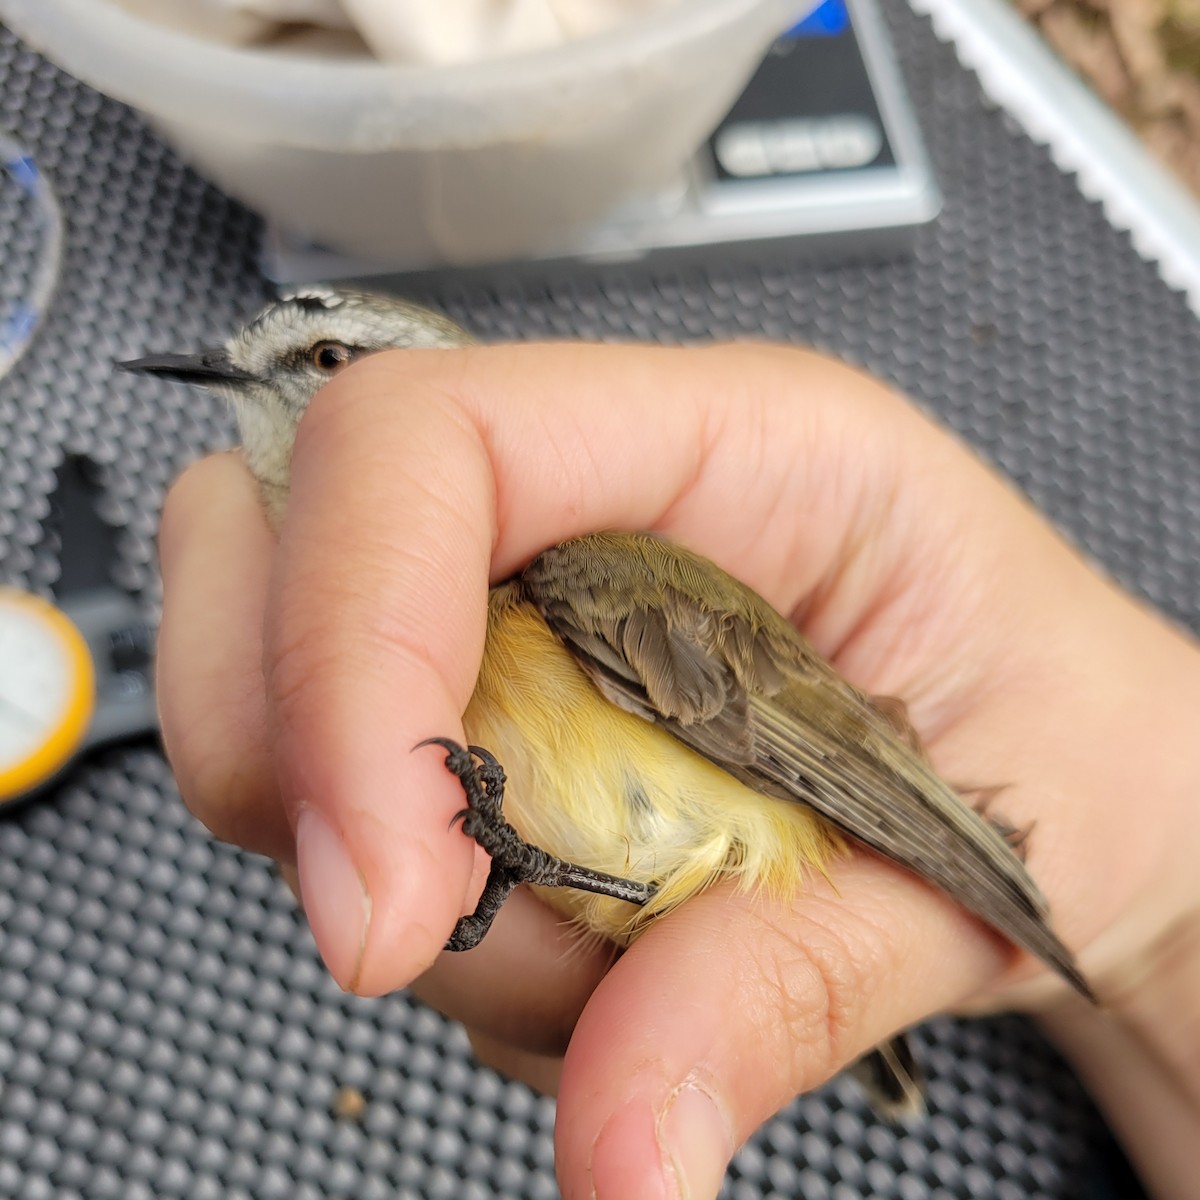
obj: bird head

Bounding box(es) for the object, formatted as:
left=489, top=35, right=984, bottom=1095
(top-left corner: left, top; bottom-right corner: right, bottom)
left=119, top=287, right=472, bottom=523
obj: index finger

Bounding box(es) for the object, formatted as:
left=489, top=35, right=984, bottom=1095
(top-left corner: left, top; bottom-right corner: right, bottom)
left=268, top=341, right=911, bottom=996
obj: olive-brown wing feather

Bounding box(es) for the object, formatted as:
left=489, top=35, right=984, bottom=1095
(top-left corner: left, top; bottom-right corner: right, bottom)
left=521, top=533, right=1093, bottom=1000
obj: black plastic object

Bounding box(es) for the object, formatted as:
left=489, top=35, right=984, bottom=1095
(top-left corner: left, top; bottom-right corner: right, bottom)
left=42, top=453, right=121, bottom=597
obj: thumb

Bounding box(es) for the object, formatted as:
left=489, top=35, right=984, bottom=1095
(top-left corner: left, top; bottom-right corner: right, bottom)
left=553, top=853, right=1015, bottom=1200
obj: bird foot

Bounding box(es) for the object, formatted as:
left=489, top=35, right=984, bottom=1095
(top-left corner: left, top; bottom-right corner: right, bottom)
left=418, top=738, right=657, bottom=951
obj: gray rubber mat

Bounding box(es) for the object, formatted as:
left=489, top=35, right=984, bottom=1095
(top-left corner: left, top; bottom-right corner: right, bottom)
left=1, top=2, right=1193, bottom=1197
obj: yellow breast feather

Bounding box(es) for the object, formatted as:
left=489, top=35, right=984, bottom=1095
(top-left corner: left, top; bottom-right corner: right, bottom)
left=464, top=586, right=841, bottom=944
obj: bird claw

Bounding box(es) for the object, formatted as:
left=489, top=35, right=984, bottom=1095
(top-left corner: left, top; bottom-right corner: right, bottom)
left=416, top=737, right=515, bottom=856
left=417, top=736, right=657, bottom=952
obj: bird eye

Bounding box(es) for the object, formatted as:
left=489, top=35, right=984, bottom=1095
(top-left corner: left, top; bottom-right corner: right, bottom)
left=311, top=341, right=353, bottom=372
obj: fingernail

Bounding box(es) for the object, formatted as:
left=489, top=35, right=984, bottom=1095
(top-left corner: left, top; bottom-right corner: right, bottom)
left=589, top=1096, right=669, bottom=1200
left=295, top=807, right=371, bottom=991
left=658, top=1084, right=733, bottom=1200
left=588, top=1084, right=732, bottom=1200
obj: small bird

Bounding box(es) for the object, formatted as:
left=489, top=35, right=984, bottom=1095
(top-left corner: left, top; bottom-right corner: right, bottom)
left=121, top=287, right=1094, bottom=1117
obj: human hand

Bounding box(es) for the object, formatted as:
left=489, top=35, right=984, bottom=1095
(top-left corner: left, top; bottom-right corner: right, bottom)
left=156, top=341, right=1200, bottom=1199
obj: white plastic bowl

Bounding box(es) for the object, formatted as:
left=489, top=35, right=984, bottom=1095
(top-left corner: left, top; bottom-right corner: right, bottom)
left=0, top=0, right=805, bottom=263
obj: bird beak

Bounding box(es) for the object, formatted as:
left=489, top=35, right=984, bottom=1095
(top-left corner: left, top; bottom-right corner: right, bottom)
left=116, top=349, right=258, bottom=389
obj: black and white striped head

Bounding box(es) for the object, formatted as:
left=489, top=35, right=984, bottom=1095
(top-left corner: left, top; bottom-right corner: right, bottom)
left=120, top=287, right=472, bottom=521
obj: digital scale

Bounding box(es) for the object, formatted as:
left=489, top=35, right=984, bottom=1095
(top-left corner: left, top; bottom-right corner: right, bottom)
left=263, top=0, right=939, bottom=286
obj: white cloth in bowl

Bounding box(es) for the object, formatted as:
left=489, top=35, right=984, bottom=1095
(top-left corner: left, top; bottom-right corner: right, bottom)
left=121, top=0, right=678, bottom=62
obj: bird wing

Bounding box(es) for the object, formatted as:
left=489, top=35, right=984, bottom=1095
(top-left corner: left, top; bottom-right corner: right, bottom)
left=520, top=532, right=1092, bottom=1000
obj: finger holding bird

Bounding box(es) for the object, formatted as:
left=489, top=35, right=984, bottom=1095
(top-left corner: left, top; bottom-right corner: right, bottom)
left=129, top=292, right=1097, bottom=1028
